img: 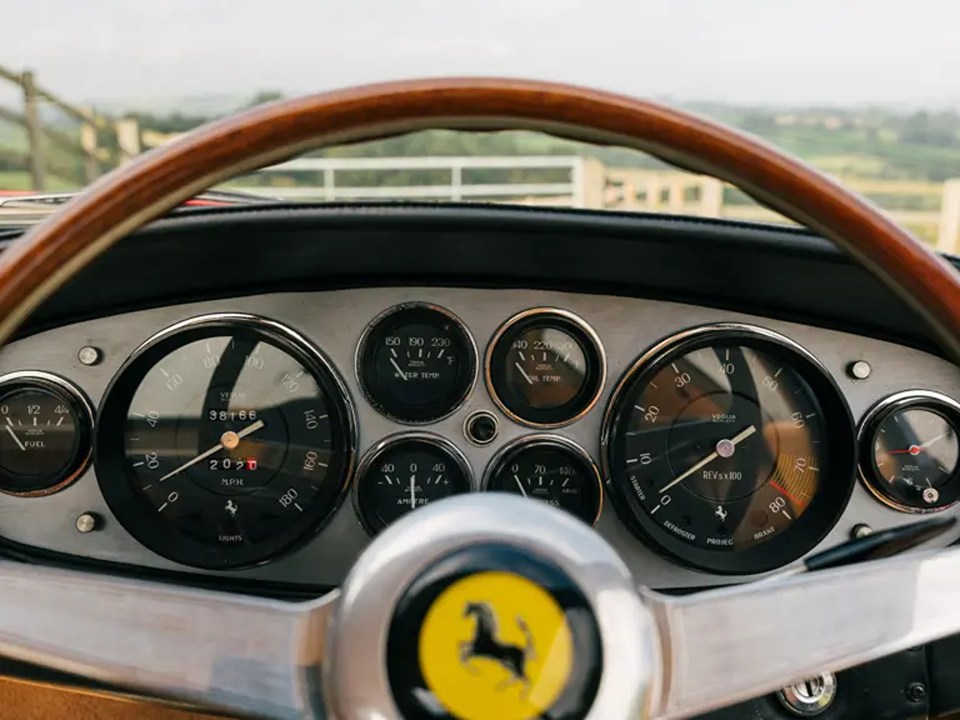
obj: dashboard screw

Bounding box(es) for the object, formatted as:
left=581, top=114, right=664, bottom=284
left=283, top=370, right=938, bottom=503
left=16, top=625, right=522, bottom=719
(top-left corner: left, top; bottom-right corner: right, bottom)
left=75, top=513, right=99, bottom=534
left=905, top=682, right=927, bottom=703
left=847, top=360, right=871, bottom=380
left=851, top=524, right=874, bottom=539
left=77, top=346, right=102, bottom=366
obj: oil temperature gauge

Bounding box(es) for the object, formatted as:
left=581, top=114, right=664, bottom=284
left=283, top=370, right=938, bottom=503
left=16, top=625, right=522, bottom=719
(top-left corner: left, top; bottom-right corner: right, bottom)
left=354, top=434, right=473, bottom=534
left=483, top=435, right=603, bottom=525
left=0, top=372, right=93, bottom=496
left=860, top=391, right=960, bottom=512
left=486, top=308, right=605, bottom=427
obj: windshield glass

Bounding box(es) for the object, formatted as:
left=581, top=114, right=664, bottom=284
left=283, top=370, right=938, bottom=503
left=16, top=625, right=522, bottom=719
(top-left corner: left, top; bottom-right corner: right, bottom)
left=3, top=0, right=958, bottom=247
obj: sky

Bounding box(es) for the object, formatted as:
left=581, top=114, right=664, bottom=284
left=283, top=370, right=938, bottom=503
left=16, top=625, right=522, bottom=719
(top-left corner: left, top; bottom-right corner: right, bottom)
left=2, top=0, right=959, bottom=109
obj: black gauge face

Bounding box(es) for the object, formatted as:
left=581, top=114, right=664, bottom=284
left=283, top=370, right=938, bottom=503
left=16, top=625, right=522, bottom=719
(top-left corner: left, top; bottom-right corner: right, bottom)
left=864, top=399, right=960, bottom=512
left=96, top=316, right=355, bottom=570
left=0, top=376, right=91, bottom=495
left=488, top=310, right=604, bottom=427
left=484, top=437, right=602, bottom=525
left=354, top=435, right=472, bottom=533
left=358, top=304, right=476, bottom=423
left=604, top=327, right=855, bottom=574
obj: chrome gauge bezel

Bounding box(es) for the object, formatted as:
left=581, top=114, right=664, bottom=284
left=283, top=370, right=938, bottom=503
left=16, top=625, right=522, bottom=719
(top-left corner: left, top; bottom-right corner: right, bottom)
left=0, top=370, right=95, bottom=497
left=355, top=302, right=478, bottom=425
left=485, top=307, right=606, bottom=429
left=94, top=313, right=357, bottom=570
left=352, top=432, right=474, bottom=535
left=857, top=389, right=960, bottom=514
left=601, top=322, right=857, bottom=575
left=481, top=433, right=604, bottom=526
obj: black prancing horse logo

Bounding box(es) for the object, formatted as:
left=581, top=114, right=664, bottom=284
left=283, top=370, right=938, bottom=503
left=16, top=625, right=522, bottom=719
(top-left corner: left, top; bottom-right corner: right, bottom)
left=460, top=601, right=537, bottom=693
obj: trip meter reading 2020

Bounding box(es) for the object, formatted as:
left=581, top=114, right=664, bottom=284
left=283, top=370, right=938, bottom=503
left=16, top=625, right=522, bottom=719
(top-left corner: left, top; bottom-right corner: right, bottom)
left=96, top=314, right=355, bottom=570
left=603, top=324, right=855, bottom=574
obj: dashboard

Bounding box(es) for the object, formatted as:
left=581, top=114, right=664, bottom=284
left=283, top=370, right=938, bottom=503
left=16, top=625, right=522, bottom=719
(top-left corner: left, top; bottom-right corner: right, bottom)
left=1, top=282, right=959, bottom=591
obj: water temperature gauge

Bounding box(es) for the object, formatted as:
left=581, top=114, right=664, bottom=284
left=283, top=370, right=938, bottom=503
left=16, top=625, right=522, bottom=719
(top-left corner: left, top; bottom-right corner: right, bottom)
left=0, top=372, right=93, bottom=496
left=860, top=391, right=960, bottom=512
left=353, top=434, right=473, bottom=534
left=357, top=303, right=477, bottom=423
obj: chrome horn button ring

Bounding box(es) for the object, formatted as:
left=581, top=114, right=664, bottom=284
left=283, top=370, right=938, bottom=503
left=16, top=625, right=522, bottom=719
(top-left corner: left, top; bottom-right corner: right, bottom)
left=324, top=494, right=658, bottom=719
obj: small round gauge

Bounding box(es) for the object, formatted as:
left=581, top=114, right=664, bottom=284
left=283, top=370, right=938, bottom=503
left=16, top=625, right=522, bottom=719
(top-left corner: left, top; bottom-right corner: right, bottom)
left=96, top=314, right=356, bottom=570
left=602, top=324, right=855, bottom=575
left=860, top=391, right=960, bottom=512
left=354, top=434, right=472, bottom=533
left=486, top=308, right=605, bottom=427
left=483, top=435, right=602, bottom=525
left=357, top=303, right=477, bottom=424
left=0, top=372, right=93, bottom=496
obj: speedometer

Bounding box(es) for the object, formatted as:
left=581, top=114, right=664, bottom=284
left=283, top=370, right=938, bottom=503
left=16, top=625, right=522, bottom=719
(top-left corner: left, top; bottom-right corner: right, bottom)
left=602, top=324, right=855, bottom=574
left=96, top=314, right=356, bottom=570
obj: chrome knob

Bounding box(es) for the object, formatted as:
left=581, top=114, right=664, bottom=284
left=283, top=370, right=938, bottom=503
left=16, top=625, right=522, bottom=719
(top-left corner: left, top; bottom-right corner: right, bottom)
left=777, top=672, right=837, bottom=716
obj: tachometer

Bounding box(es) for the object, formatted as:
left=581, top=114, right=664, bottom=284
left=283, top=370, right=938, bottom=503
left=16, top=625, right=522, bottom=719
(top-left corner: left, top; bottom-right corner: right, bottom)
left=95, top=314, right=356, bottom=570
left=602, top=324, right=855, bottom=574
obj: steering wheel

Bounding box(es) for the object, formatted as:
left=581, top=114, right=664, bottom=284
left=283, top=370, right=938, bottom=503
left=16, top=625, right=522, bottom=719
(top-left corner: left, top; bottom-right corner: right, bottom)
left=1, top=78, right=960, bottom=720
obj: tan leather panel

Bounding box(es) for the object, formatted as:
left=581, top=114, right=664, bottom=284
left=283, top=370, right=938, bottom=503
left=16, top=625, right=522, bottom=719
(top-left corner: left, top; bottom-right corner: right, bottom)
left=0, top=678, right=223, bottom=720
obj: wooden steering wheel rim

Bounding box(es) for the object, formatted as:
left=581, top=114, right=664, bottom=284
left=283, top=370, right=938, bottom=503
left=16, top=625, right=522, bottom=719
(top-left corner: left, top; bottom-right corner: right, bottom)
left=1, top=77, right=958, bottom=357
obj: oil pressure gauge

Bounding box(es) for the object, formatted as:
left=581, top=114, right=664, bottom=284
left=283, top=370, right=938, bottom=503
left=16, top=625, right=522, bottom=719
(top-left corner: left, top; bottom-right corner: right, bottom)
left=860, top=390, right=960, bottom=512
left=0, top=372, right=93, bottom=496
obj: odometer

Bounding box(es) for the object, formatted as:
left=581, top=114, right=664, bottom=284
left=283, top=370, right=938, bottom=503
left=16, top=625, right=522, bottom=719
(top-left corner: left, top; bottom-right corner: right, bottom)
left=96, top=314, right=356, bottom=570
left=602, top=324, right=855, bottom=575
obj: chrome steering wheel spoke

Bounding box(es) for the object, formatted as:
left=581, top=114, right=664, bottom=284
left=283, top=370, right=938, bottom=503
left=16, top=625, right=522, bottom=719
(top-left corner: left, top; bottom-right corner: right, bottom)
left=0, top=560, right=336, bottom=718
left=2, top=498, right=960, bottom=720
left=645, top=545, right=960, bottom=718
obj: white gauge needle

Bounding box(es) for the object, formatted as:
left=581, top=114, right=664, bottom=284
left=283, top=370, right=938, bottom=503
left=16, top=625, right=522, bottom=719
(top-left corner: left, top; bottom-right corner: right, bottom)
left=659, top=425, right=757, bottom=495
left=513, top=474, right=529, bottom=498
left=409, top=475, right=417, bottom=508
left=920, top=432, right=949, bottom=449
left=514, top=362, right=535, bottom=385
left=4, top=425, right=26, bottom=451
left=158, top=419, right=265, bottom=483
left=389, top=358, right=409, bottom=381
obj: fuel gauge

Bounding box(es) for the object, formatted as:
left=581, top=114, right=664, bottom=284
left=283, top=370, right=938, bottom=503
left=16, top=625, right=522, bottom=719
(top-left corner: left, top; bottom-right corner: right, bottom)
left=0, top=372, right=93, bottom=496
left=861, top=391, right=960, bottom=512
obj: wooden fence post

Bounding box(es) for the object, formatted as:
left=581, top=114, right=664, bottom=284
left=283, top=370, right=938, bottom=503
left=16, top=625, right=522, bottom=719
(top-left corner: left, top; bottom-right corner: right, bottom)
left=579, top=158, right=606, bottom=209
left=80, top=107, right=99, bottom=183
left=937, top=179, right=960, bottom=255
left=20, top=71, right=46, bottom=191
left=115, top=117, right=141, bottom=162
left=700, top=178, right=724, bottom=217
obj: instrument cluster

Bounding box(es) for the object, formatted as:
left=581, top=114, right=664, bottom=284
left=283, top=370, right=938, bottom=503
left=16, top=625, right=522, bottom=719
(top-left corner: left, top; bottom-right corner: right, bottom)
left=0, top=288, right=958, bottom=587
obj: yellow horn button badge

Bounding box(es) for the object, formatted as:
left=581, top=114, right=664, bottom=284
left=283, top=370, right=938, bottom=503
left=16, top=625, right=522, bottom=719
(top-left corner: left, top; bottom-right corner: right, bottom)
left=386, top=545, right=602, bottom=720
left=419, top=571, right=574, bottom=720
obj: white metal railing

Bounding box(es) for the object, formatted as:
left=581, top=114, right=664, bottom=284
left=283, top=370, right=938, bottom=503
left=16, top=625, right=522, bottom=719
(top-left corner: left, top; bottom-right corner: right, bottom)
left=228, top=156, right=960, bottom=251
left=238, top=156, right=587, bottom=206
